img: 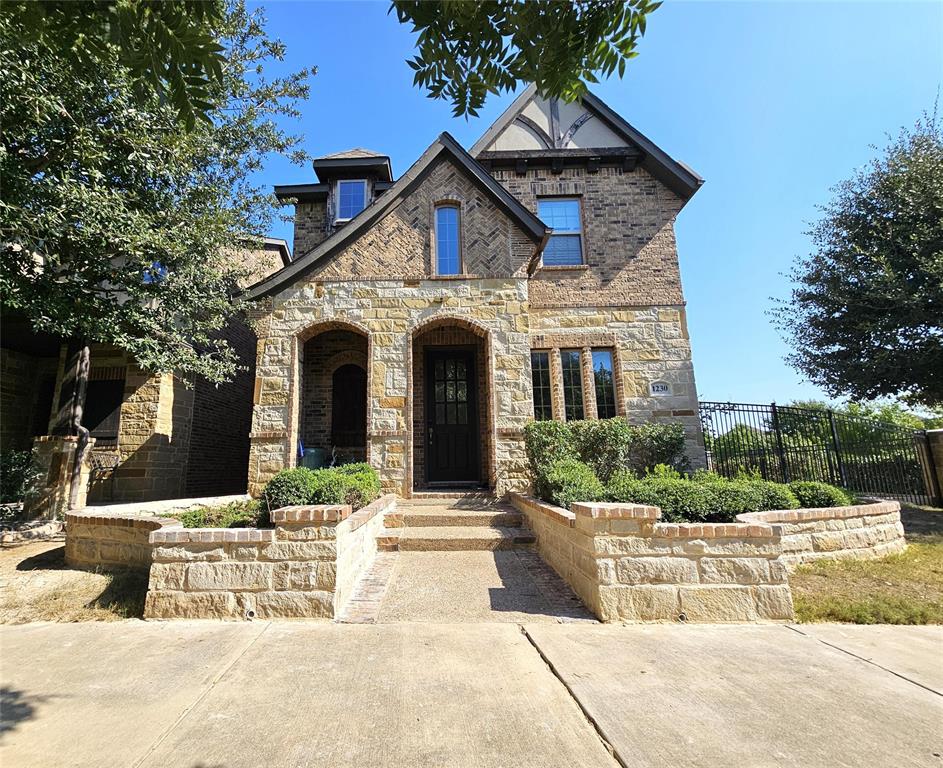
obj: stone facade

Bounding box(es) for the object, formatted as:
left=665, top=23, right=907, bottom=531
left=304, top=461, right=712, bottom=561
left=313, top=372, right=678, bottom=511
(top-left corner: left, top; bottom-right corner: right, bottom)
left=143, top=494, right=394, bottom=619
left=511, top=494, right=793, bottom=623
left=64, top=508, right=178, bottom=570
left=247, top=126, right=704, bottom=497
left=738, top=500, right=906, bottom=569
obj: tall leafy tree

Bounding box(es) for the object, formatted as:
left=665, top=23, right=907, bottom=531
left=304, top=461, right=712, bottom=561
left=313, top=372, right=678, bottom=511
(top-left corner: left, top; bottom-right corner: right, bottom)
left=0, top=1, right=313, bottom=383
left=776, top=113, right=943, bottom=408
left=392, top=0, right=661, bottom=117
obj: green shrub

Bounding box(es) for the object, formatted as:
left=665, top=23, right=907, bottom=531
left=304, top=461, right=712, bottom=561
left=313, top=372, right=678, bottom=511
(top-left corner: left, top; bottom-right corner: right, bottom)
left=339, top=467, right=381, bottom=510
left=261, top=467, right=319, bottom=510
left=524, top=420, right=577, bottom=477
left=0, top=449, right=40, bottom=504
left=708, top=480, right=766, bottom=519
left=746, top=480, right=800, bottom=511
left=333, top=461, right=373, bottom=475
left=569, top=418, right=633, bottom=482
left=606, top=469, right=641, bottom=502
left=689, top=469, right=728, bottom=484
left=789, top=480, right=853, bottom=508
left=611, top=476, right=717, bottom=523
left=538, top=458, right=604, bottom=510
left=626, top=423, right=688, bottom=475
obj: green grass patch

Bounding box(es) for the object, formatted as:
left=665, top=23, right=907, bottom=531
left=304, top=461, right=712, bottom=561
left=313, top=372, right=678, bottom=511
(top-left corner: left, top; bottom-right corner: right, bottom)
left=165, top=499, right=266, bottom=529
left=790, top=534, right=943, bottom=624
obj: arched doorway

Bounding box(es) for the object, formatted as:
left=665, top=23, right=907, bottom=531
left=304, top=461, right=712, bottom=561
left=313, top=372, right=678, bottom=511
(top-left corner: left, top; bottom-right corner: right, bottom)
left=299, top=325, right=369, bottom=464
left=331, top=364, right=367, bottom=451
left=410, top=317, right=493, bottom=490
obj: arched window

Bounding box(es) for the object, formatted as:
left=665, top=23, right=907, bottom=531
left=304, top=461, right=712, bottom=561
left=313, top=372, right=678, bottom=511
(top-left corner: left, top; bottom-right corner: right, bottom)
left=435, top=204, right=461, bottom=275
left=331, top=364, right=366, bottom=447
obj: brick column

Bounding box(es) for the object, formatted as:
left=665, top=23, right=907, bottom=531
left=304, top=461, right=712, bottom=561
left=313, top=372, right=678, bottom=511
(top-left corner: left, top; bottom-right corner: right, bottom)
left=549, top=348, right=565, bottom=420
left=581, top=347, right=597, bottom=420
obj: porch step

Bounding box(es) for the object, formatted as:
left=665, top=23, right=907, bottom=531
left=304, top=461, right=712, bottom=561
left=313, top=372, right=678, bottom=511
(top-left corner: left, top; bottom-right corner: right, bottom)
left=402, top=493, right=503, bottom=508
left=398, top=526, right=535, bottom=552
left=400, top=507, right=522, bottom=528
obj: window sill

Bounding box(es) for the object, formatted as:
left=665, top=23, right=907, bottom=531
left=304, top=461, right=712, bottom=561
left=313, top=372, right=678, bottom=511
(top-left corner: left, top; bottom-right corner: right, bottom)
left=537, top=264, right=590, bottom=272
left=428, top=274, right=478, bottom=281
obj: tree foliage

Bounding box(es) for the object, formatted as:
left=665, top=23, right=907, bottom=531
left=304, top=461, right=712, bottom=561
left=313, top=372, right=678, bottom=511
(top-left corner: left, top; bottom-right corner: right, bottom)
left=0, top=1, right=313, bottom=382
left=391, top=0, right=661, bottom=117
left=7, top=0, right=228, bottom=128
left=776, top=112, right=943, bottom=408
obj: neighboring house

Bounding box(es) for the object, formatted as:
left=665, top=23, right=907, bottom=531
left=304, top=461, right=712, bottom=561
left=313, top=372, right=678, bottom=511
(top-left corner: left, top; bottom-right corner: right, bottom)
left=243, top=86, right=704, bottom=498
left=0, top=237, right=291, bottom=508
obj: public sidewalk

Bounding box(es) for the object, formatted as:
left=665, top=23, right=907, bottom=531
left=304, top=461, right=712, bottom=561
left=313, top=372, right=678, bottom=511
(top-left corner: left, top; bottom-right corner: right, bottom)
left=1, top=620, right=940, bottom=767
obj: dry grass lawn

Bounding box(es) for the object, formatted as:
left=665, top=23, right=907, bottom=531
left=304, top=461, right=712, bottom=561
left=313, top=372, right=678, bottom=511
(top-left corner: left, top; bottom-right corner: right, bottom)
left=790, top=504, right=943, bottom=624
left=0, top=540, right=147, bottom=624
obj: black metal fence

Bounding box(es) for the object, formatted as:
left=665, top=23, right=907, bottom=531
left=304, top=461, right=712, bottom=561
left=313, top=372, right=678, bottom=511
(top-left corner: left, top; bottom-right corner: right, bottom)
left=698, top=401, right=940, bottom=505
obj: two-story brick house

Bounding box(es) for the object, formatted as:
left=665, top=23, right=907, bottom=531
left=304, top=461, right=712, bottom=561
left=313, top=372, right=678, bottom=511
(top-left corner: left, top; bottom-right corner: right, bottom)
left=244, top=85, right=703, bottom=498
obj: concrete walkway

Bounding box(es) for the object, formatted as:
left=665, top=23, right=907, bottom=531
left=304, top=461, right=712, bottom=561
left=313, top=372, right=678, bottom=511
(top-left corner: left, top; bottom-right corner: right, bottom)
left=2, top=621, right=940, bottom=768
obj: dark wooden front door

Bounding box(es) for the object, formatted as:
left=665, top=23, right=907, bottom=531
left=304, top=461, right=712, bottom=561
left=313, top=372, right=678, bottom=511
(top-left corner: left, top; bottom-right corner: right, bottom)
left=426, top=349, right=478, bottom=483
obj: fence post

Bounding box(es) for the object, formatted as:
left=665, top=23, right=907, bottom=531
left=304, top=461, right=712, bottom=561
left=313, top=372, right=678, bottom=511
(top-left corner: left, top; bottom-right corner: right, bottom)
left=828, top=410, right=848, bottom=488
left=770, top=402, right=790, bottom=484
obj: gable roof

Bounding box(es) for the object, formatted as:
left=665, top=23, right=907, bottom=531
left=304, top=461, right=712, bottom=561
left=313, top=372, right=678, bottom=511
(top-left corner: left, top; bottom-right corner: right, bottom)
left=317, top=147, right=385, bottom=160
left=470, top=85, right=703, bottom=201
left=244, top=132, right=548, bottom=300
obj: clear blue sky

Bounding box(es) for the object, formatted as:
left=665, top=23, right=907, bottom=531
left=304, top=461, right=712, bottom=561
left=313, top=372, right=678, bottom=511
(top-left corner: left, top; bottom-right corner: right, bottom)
left=249, top=1, right=943, bottom=406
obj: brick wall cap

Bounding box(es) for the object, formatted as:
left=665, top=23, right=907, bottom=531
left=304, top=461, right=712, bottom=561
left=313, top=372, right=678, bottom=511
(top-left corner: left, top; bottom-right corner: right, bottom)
left=66, top=510, right=179, bottom=532
left=654, top=522, right=776, bottom=539
left=571, top=502, right=661, bottom=520
left=149, top=527, right=276, bottom=544
left=270, top=504, right=352, bottom=524
left=737, top=500, right=900, bottom=525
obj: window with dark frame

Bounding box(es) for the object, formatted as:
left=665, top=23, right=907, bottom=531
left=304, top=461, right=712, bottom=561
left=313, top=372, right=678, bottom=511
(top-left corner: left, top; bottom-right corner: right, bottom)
left=592, top=349, right=616, bottom=419
left=560, top=349, right=584, bottom=420
left=530, top=351, right=552, bottom=420
left=538, top=198, right=583, bottom=266
left=435, top=204, right=461, bottom=275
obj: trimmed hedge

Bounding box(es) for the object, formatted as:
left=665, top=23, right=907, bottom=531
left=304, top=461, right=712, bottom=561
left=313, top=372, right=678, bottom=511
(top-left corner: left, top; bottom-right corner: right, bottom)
left=590, top=467, right=850, bottom=522
left=788, top=480, right=853, bottom=508
left=261, top=464, right=381, bottom=512
left=539, top=458, right=604, bottom=510
left=525, top=418, right=686, bottom=484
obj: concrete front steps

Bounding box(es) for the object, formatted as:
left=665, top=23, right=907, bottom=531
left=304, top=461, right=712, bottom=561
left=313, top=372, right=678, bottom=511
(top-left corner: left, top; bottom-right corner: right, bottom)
left=379, top=494, right=535, bottom=552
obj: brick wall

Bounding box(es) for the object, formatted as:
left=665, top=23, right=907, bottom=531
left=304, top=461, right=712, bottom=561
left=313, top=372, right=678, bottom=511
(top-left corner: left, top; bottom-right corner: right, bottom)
left=302, top=157, right=535, bottom=281
left=411, top=325, right=490, bottom=488
left=0, top=348, right=57, bottom=451
left=185, top=316, right=257, bottom=497
left=293, top=201, right=329, bottom=258
left=490, top=165, right=686, bottom=308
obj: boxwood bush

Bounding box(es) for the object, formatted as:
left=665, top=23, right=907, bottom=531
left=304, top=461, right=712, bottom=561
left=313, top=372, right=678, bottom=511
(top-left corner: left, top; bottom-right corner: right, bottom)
left=261, top=464, right=381, bottom=512
left=538, top=458, right=604, bottom=510
left=788, top=480, right=853, bottom=508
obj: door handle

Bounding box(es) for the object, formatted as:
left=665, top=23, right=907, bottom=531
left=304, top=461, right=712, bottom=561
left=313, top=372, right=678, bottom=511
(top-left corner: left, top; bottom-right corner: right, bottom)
left=428, top=426, right=434, bottom=445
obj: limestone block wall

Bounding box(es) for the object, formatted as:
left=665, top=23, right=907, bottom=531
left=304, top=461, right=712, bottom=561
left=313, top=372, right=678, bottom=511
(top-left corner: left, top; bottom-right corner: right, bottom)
left=144, top=494, right=395, bottom=620
left=737, top=501, right=905, bottom=569
left=528, top=306, right=703, bottom=465
left=247, top=279, right=533, bottom=498
left=65, top=508, right=179, bottom=570
left=510, top=493, right=793, bottom=623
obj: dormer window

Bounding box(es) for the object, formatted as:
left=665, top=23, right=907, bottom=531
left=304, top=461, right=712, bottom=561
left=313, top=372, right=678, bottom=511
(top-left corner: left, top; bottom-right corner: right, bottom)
left=336, top=179, right=367, bottom=221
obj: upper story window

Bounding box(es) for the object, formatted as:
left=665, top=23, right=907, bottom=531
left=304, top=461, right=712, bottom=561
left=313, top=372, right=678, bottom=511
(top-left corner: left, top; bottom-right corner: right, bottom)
left=435, top=204, right=461, bottom=276
left=336, top=179, right=367, bottom=221
left=538, top=198, right=583, bottom=266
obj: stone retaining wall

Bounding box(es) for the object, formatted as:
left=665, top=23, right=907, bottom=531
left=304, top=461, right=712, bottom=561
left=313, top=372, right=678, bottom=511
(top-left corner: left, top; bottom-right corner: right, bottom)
left=143, top=494, right=395, bottom=620
left=65, top=509, right=180, bottom=571
left=736, top=500, right=905, bottom=569
left=511, top=493, right=791, bottom=623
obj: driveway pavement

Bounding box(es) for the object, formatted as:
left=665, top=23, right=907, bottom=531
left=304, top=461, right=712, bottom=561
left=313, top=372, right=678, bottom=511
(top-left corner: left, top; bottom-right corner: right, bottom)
left=1, top=621, right=940, bottom=768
